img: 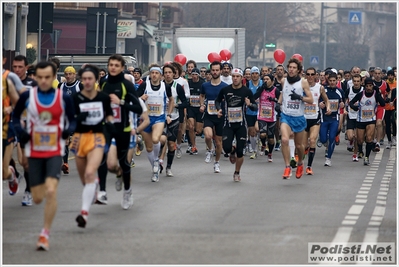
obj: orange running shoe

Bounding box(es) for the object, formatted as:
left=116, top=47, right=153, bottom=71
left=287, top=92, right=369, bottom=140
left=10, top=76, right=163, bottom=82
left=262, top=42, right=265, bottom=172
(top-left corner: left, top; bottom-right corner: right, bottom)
left=61, top=163, right=69, bottom=174
left=282, top=166, right=292, bottom=179
left=304, top=146, right=310, bottom=155
left=36, top=235, right=49, bottom=251
left=335, top=135, right=340, bottom=145
left=296, top=164, right=304, bottom=179
left=306, top=167, right=313, bottom=175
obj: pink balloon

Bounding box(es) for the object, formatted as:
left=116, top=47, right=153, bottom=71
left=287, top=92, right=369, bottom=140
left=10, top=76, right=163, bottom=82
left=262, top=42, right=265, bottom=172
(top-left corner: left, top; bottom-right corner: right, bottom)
left=174, top=54, right=187, bottom=65
left=208, top=52, right=221, bottom=63
left=219, top=49, right=232, bottom=61
left=273, top=49, right=286, bottom=64
left=291, top=53, right=303, bottom=62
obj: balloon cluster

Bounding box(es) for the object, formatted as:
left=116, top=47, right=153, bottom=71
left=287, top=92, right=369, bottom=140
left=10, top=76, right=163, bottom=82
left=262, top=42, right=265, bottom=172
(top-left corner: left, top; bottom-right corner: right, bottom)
left=273, top=49, right=303, bottom=64
left=207, top=49, right=232, bottom=63
left=173, top=54, right=187, bottom=65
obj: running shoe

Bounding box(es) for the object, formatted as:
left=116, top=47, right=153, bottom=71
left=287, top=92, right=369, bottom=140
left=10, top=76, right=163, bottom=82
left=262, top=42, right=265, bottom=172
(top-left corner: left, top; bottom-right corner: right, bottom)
left=306, top=167, right=313, bottom=175
left=176, top=147, right=182, bottom=159
left=76, top=214, right=87, bottom=228
left=130, top=158, right=135, bottom=168
left=186, top=145, right=192, bottom=154
left=137, top=135, right=144, bottom=150
left=190, top=146, right=198, bottom=155
left=335, top=135, right=340, bottom=145
left=304, top=146, right=310, bottom=155
left=282, top=166, right=292, bottom=179
left=324, top=158, right=332, bottom=167
left=153, top=159, right=160, bottom=173
left=8, top=166, right=19, bottom=195
left=347, top=145, right=354, bottom=152
left=352, top=154, right=359, bottom=162
left=364, top=157, right=370, bottom=166
left=151, top=172, right=159, bottom=182
left=135, top=148, right=142, bottom=156
left=386, top=141, right=392, bottom=149
left=36, top=235, right=49, bottom=251
left=274, top=141, right=281, bottom=151
left=115, top=176, right=122, bottom=191
left=96, top=191, right=108, bottom=205
left=358, top=151, right=364, bottom=159
left=289, top=157, right=297, bottom=168
left=249, top=152, right=257, bottom=159
left=268, top=153, right=273, bottom=162
left=205, top=150, right=212, bottom=163
left=380, top=139, right=384, bottom=146
left=166, top=168, right=173, bottom=177
left=374, top=143, right=380, bottom=152
left=21, top=191, right=33, bottom=206
left=214, top=162, right=221, bottom=173
left=260, top=145, right=266, bottom=156
left=121, top=189, right=134, bottom=209
left=248, top=145, right=254, bottom=153
left=316, top=138, right=322, bottom=148
left=392, top=136, right=396, bottom=146
left=224, top=152, right=229, bottom=158
left=296, top=164, right=304, bottom=179
left=61, top=163, right=69, bottom=174
left=233, top=173, right=241, bottom=182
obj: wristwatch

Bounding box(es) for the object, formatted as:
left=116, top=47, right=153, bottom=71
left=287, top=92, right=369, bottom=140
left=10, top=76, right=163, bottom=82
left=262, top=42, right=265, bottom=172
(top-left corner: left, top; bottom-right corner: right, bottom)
left=120, top=99, right=125, bottom=106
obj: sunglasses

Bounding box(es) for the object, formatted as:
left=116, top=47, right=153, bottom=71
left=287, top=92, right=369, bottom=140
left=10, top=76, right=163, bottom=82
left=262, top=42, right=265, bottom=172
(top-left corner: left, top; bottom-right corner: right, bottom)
left=200, top=70, right=206, bottom=72
left=306, top=73, right=316, bottom=76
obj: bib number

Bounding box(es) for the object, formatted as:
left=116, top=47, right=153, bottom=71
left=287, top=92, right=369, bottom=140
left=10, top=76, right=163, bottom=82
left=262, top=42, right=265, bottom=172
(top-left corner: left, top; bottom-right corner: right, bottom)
left=79, top=102, right=104, bottom=125
left=207, top=100, right=217, bottom=115
left=33, top=125, right=58, bottom=151
left=111, top=104, right=121, bottom=123
left=190, top=95, right=200, bottom=107
left=330, top=100, right=339, bottom=112
left=260, top=105, right=273, bottom=119
left=286, top=101, right=300, bottom=110
left=304, top=103, right=317, bottom=115
left=362, top=109, right=374, bottom=120
left=147, top=102, right=162, bottom=116
left=228, top=107, right=243, bottom=123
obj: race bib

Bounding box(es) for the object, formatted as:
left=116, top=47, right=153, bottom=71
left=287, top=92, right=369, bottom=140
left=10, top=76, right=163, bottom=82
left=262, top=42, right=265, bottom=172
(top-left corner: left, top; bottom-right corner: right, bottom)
left=304, top=103, right=317, bottom=115
left=79, top=102, right=104, bottom=125
left=330, top=100, right=339, bottom=112
left=362, top=109, right=374, bottom=120
left=190, top=95, right=200, bottom=107
left=228, top=107, right=243, bottom=123
left=286, top=101, right=300, bottom=110
left=33, top=125, right=58, bottom=151
left=111, top=104, right=121, bottom=123
left=147, top=100, right=162, bottom=116
left=260, top=105, right=273, bottom=119
left=207, top=100, right=218, bottom=115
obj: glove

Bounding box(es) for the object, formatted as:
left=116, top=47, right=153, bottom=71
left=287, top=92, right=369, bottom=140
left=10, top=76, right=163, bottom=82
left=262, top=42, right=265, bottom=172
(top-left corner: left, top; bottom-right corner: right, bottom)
left=289, top=90, right=303, bottom=101
left=350, top=103, right=359, bottom=111
left=76, top=112, right=89, bottom=123
left=267, top=96, right=278, bottom=102
left=62, top=130, right=70, bottom=140
left=385, top=97, right=391, bottom=103
left=275, top=103, right=281, bottom=114
left=18, top=130, right=30, bottom=146
left=105, top=121, right=117, bottom=135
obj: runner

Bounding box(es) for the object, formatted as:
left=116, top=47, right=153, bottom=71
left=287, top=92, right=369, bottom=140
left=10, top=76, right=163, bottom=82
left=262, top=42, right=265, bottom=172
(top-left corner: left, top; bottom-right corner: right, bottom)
left=220, top=62, right=233, bottom=85
left=385, top=69, right=396, bottom=148
left=373, top=67, right=390, bottom=151
left=349, top=77, right=385, bottom=165
left=70, top=65, right=114, bottom=227
left=303, top=67, right=330, bottom=174
left=215, top=68, right=257, bottom=182
left=185, top=60, right=197, bottom=80
left=253, top=74, right=280, bottom=162
left=277, top=58, right=313, bottom=179
left=58, top=66, right=83, bottom=175
left=187, top=67, right=205, bottom=155
left=163, top=64, right=188, bottom=176
left=200, top=61, right=228, bottom=173
left=246, top=66, right=263, bottom=159
left=345, top=74, right=363, bottom=161
left=12, top=61, right=76, bottom=251
left=137, top=65, right=174, bottom=182
left=273, top=64, right=285, bottom=151
left=101, top=54, right=143, bottom=208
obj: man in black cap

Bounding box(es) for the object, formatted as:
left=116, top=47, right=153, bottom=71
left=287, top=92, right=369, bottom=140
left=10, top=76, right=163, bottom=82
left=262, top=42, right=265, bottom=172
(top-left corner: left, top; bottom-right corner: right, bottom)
left=132, top=68, right=143, bottom=90
left=220, top=62, right=233, bottom=85
left=368, top=67, right=375, bottom=79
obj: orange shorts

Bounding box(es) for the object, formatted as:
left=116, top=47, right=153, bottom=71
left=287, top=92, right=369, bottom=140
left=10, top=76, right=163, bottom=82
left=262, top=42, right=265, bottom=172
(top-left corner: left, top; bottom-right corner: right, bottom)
left=70, top=132, right=105, bottom=158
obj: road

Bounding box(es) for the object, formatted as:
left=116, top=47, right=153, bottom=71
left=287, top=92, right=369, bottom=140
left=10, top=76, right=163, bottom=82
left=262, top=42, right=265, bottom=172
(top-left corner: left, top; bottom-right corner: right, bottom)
left=2, top=133, right=396, bottom=265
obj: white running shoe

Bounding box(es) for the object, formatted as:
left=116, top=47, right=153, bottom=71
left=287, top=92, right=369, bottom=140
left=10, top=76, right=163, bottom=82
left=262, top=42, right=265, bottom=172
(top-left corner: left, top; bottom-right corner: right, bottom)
left=324, top=158, right=332, bottom=167
left=121, top=189, right=133, bottom=210
left=166, top=168, right=173, bottom=177
left=233, top=173, right=241, bottom=182
left=151, top=172, right=159, bottom=182
left=248, top=145, right=254, bottom=153
left=205, top=151, right=212, bottom=163
left=176, top=147, right=182, bottom=159
left=214, top=162, right=221, bottom=173
left=392, top=136, right=396, bottom=146
left=96, top=191, right=108, bottom=205
left=153, top=159, right=160, bottom=173
left=115, top=177, right=122, bottom=191
left=21, top=191, right=32, bottom=206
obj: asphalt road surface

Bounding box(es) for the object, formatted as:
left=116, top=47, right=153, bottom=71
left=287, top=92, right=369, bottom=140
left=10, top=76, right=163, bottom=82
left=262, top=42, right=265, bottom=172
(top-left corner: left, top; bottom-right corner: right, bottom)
left=2, top=133, right=396, bottom=265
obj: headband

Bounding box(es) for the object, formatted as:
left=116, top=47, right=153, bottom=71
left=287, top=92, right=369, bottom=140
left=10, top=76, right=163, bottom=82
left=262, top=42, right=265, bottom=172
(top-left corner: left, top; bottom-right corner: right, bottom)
left=150, top=67, right=163, bottom=75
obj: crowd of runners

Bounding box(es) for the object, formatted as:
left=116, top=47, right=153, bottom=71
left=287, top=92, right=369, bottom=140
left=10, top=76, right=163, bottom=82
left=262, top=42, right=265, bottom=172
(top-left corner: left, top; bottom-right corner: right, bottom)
left=2, top=48, right=397, bottom=250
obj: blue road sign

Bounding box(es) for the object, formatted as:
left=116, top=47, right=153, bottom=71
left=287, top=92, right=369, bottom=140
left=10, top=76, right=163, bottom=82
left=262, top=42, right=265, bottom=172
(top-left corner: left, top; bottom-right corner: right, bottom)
left=310, top=56, right=319, bottom=65
left=349, top=11, right=362, bottom=25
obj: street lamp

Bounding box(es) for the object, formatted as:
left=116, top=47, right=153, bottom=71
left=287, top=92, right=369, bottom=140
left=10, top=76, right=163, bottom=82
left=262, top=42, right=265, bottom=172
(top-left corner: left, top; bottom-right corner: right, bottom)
left=323, top=22, right=334, bottom=70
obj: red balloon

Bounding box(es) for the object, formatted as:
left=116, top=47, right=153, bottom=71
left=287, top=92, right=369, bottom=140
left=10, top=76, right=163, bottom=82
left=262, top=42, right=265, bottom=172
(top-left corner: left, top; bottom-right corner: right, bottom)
left=273, top=49, right=286, bottom=64
left=219, top=49, right=232, bottom=61
left=164, top=61, right=172, bottom=66
left=291, top=53, right=303, bottom=62
left=208, top=52, right=221, bottom=63
left=174, top=54, right=187, bottom=65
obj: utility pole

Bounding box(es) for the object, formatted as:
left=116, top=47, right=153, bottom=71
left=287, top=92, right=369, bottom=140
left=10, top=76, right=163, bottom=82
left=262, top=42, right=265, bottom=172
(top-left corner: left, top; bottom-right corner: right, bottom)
left=227, top=3, right=230, bottom=28
left=262, top=3, right=267, bottom=67
left=320, top=3, right=324, bottom=44
left=15, top=3, right=22, bottom=55
left=38, top=2, right=42, bottom=62
left=158, top=3, right=163, bottom=65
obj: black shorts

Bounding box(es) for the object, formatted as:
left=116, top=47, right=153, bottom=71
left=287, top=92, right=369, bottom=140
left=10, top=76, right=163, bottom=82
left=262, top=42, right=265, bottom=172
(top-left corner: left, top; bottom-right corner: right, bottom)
left=258, top=120, right=276, bottom=137
left=356, top=121, right=376, bottom=130
left=245, top=114, right=257, bottom=127
left=28, top=156, right=63, bottom=187
left=167, top=118, right=180, bottom=142
left=346, top=118, right=357, bottom=130
left=203, top=114, right=224, bottom=136
left=305, top=118, right=321, bottom=132
left=187, top=107, right=204, bottom=123
left=178, top=109, right=185, bottom=123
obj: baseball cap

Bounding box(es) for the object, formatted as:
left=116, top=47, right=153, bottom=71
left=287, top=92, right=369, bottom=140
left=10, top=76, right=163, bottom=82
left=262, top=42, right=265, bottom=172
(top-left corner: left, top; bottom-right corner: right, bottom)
left=250, top=66, right=260, bottom=74
left=364, top=77, right=374, bottom=85
left=64, top=66, right=76, bottom=73
left=222, top=62, right=232, bottom=69
left=191, top=68, right=200, bottom=75
left=369, top=67, right=375, bottom=72
left=331, top=68, right=338, bottom=74
left=133, top=68, right=142, bottom=74
left=360, top=71, right=369, bottom=78
left=231, top=68, right=243, bottom=76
